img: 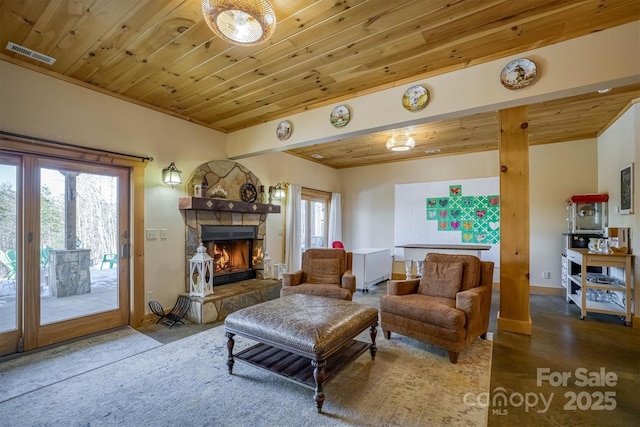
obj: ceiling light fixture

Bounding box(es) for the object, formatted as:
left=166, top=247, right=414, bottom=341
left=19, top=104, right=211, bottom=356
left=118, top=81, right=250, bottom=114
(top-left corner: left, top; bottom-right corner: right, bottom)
left=424, top=148, right=441, bottom=154
left=386, top=133, right=416, bottom=151
left=202, top=0, right=276, bottom=46
left=597, top=88, right=611, bottom=94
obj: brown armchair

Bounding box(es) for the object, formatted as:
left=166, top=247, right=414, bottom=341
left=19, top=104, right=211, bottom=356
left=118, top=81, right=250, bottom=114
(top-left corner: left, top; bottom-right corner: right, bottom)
left=281, top=248, right=356, bottom=301
left=380, top=253, right=494, bottom=363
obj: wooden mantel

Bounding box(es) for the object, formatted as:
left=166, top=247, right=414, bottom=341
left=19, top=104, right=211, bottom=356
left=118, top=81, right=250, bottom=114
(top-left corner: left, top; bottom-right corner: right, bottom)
left=179, top=197, right=281, bottom=214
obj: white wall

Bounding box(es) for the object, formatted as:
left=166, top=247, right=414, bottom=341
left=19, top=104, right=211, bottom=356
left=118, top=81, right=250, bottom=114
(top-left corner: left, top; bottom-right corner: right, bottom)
left=597, top=101, right=639, bottom=319
left=339, top=140, right=599, bottom=288
left=530, top=139, right=599, bottom=287
left=598, top=102, right=639, bottom=227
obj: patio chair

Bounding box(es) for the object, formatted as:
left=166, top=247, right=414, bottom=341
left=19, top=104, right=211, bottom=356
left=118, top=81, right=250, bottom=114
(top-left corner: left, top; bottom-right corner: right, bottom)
left=40, top=246, right=52, bottom=268
left=0, top=249, right=17, bottom=281
left=100, top=253, right=118, bottom=269
left=149, top=295, right=192, bottom=329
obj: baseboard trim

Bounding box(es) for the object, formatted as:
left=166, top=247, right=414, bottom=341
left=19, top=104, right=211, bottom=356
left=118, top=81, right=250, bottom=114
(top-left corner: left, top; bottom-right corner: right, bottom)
left=497, top=311, right=533, bottom=335
left=529, top=285, right=564, bottom=296
left=633, top=316, right=639, bottom=329
left=491, top=282, right=564, bottom=296
left=137, top=313, right=159, bottom=327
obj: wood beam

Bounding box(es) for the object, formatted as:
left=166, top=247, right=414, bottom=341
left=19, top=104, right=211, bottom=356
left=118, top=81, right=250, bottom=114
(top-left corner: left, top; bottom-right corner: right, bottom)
left=497, top=106, right=532, bottom=335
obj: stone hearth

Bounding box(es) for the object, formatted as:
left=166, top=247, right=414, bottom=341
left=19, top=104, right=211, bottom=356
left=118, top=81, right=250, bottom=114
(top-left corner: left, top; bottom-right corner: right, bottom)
left=185, top=278, right=281, bottom=324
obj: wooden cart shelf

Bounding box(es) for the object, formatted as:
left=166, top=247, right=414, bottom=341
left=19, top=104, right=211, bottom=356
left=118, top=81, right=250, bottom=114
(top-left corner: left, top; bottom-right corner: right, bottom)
left=566, top=248, right=634, bottom=326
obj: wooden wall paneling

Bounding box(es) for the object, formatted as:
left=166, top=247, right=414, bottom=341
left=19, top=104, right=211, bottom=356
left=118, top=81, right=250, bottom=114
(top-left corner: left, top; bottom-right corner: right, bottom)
left=497, top=106, right=532, bottom=336
left=2, top=1, right=638, bottom=134
left=0, top=1, right=50, bottom=51
left=66, top=0, right=185, bottom=80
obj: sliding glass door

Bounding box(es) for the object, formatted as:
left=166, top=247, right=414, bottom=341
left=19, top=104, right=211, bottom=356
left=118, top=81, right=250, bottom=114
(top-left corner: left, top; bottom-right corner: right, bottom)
left=0, top=154, right=130, bottom=355
left=0, top=154, right=20, bottom=354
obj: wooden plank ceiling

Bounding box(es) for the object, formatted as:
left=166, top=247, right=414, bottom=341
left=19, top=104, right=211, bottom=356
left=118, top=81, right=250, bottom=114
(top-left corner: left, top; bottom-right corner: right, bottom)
left=1, top=0, right=639, bottom=168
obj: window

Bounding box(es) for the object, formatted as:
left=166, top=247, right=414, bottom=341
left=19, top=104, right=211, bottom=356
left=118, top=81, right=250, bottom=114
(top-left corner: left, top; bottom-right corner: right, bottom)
left=300, top=188, right=331, bottom=252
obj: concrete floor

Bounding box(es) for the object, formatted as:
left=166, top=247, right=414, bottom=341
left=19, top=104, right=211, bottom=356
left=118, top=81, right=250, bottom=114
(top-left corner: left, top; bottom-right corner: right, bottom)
left=488, top=292, right=639, bottom=426
left=0, top=268, right=117, bottom=330
left=137, top=282, right=639, bottom=426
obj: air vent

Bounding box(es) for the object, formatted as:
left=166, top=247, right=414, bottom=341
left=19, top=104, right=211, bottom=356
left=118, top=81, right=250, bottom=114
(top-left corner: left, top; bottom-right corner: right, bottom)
left=5, top=42, right=56, bottom=65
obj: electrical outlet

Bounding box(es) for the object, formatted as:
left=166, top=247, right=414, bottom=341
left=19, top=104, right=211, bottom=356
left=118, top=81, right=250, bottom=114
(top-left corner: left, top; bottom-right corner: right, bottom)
left=146, top=229, right=157, bottom=240
left=145, top=291, right=154, bottom=302
left=542, top=271, right=550, bottom=279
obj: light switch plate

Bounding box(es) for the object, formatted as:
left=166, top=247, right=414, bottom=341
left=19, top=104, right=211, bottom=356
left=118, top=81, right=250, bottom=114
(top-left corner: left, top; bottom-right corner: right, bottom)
left=146, top=229, right=157, bottom=240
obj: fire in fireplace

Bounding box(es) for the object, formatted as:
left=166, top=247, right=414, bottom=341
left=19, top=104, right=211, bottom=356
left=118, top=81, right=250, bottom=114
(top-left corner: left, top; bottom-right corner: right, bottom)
left=212, top=240, right=250, bottom=273
left=201, top=225, right=258, bottom=285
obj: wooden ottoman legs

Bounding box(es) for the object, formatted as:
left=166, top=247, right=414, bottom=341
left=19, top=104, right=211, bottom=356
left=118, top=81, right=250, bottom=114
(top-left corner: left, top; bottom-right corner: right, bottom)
left=312, top=321, right=378, bottom=413
left=369, top=322, right=378, bottom=359
left=226, top=332, right=235, bottom=374
left=312, top=359, right=327, bottom=413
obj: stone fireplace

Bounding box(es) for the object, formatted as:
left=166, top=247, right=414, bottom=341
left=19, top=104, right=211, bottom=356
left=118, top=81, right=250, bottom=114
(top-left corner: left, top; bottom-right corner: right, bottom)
left=181, top=160, right=280, bottom=291
left=179, top=160, right=282, bottom=324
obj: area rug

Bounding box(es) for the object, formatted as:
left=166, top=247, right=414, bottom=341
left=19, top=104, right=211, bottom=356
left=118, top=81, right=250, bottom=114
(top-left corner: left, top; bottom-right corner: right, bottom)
left=0, top=326, right=161, bottom=402
left=0, top=325, right=491, bottom=427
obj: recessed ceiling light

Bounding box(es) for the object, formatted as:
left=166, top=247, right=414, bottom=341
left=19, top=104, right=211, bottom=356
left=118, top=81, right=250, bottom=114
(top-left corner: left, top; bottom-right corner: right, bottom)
left=424, top=148, right=441, bottom=154
left=311, top=153, right=324, bottom=159
left=597, top=88, right=611, bottom=94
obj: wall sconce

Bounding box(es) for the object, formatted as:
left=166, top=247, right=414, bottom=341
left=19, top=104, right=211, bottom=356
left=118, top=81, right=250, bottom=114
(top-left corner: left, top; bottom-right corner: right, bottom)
left=162, top=162, right=182, bottom=188
left=270, top=182, right=287, bottom=199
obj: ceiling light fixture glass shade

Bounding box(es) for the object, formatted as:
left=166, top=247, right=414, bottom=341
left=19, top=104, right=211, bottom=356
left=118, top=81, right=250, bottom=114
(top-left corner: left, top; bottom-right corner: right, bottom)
left=202, top=0, right=276, bottom=46
left=386, top=134, right=416, bottom=151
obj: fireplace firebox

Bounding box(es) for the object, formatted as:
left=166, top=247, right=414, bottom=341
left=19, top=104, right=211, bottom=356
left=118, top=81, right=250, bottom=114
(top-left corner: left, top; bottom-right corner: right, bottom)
left=201, top=225, right=257, bottom=285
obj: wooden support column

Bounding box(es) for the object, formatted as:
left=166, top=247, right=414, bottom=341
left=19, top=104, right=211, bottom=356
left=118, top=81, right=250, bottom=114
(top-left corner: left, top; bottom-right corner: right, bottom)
left=497, top=106, right=532, bottom=335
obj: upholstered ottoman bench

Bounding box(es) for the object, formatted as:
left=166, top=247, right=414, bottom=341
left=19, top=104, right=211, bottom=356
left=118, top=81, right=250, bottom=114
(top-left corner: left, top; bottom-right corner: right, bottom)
left=225, top=294, right=379, bottom=413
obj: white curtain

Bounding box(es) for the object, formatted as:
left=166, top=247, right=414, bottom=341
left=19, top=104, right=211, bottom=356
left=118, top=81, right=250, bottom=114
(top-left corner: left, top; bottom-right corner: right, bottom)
left=284, top=184, right=302, bottom=272
left=328, top=192, right=342, bottom=247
